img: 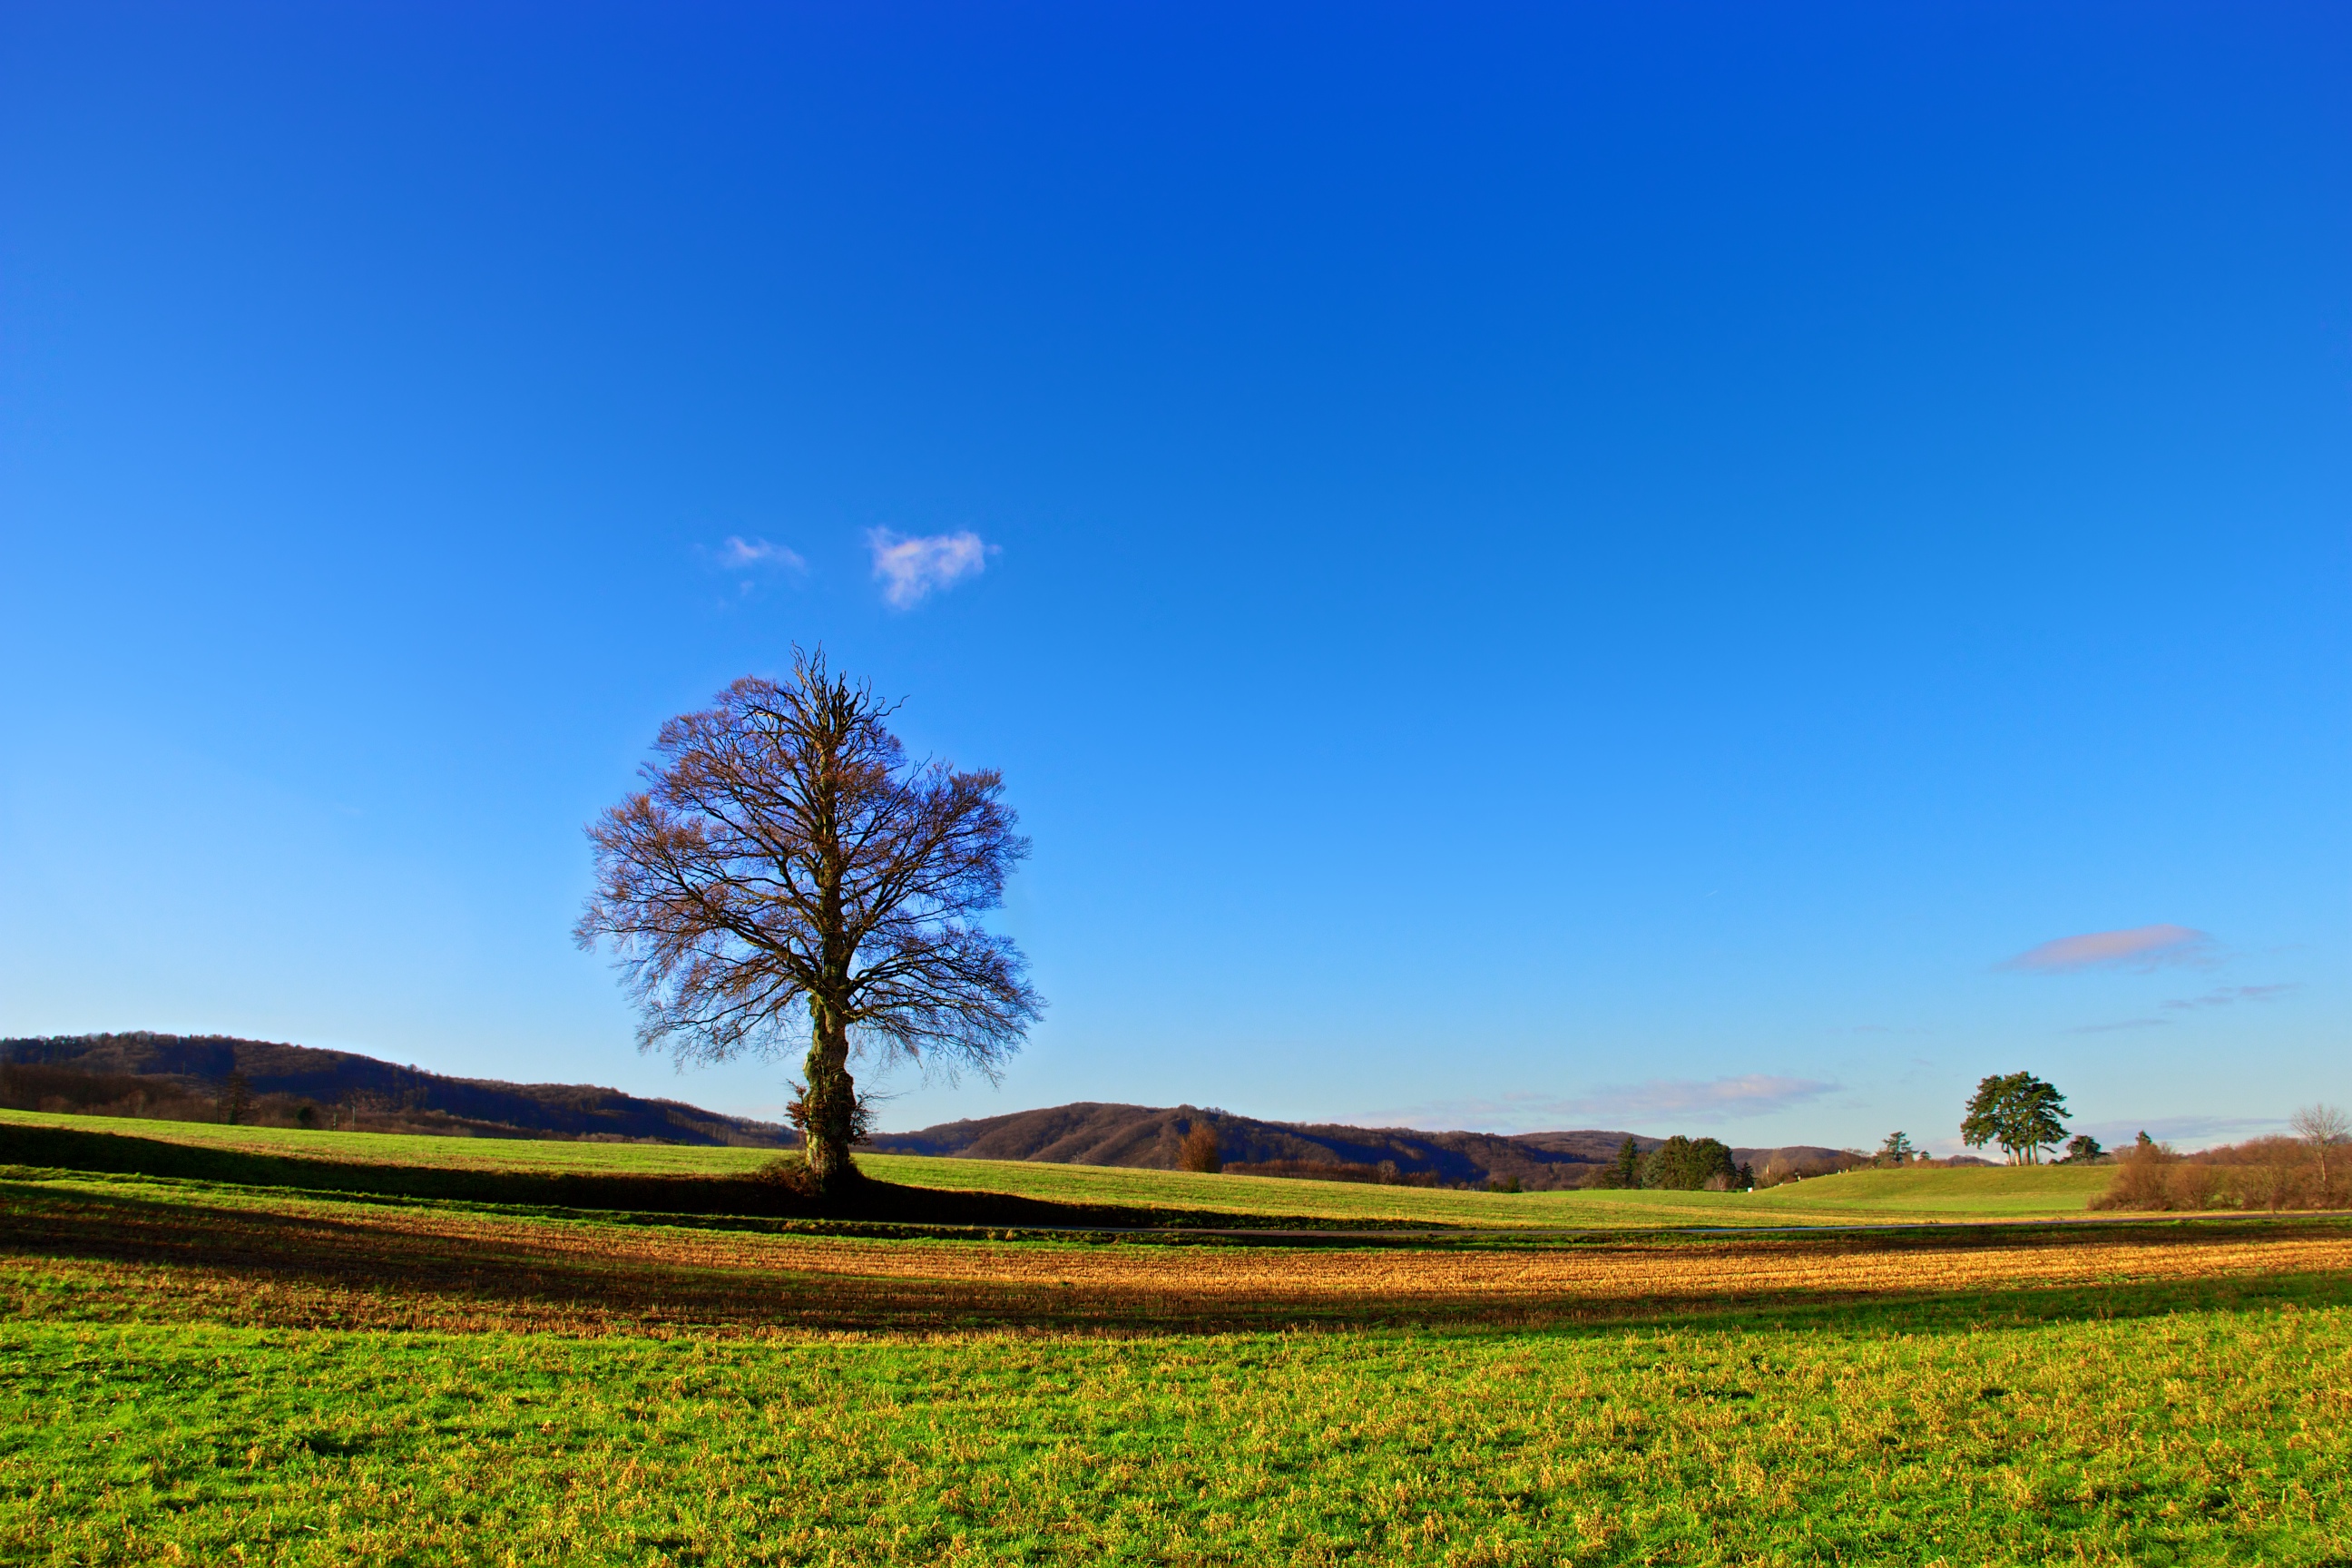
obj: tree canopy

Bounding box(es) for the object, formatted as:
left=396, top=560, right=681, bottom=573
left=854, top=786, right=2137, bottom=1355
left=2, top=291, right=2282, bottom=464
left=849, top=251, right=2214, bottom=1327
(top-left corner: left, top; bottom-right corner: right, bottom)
left=1960, top=1072, right=2069, bottom=1164
left=576, top=649, right=1042, bottom=1190
left=1642, top=1135, right=1740, bottom=1191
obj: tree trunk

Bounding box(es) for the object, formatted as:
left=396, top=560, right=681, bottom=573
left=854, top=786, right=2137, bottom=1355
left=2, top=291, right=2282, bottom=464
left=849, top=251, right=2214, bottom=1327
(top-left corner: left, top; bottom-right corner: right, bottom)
left=801, top=1000, right=858, bottom=1191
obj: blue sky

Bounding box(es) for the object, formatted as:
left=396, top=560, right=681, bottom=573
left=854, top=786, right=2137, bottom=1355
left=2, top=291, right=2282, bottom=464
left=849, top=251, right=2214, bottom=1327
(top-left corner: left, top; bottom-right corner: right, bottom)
left=2, top=2, right=2345, bottom=1152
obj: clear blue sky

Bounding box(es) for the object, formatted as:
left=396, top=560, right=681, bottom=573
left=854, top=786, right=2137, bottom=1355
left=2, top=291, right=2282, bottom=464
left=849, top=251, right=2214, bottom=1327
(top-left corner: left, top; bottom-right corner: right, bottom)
left=3, top=3, right=2345, bottom=1152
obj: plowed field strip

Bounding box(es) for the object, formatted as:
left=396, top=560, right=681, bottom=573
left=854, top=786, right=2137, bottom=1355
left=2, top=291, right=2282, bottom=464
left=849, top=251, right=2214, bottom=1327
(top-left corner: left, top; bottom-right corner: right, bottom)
left=5, top=1179, right=2347, bottom=1333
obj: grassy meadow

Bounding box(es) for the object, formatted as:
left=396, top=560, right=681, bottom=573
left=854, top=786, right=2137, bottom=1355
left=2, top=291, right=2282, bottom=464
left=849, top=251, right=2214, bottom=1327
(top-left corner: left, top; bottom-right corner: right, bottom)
left=0, top=1107, right=2112, bottom=1229
left=3, top=1109, right=2348, bottom=1563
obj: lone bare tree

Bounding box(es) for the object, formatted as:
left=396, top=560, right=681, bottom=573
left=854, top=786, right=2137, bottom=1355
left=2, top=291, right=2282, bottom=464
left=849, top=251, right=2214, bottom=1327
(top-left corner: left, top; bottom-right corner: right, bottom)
left=575, top=649, right=1042, bottom=1191
left=2292, top=1103, right=2348, bottom=1191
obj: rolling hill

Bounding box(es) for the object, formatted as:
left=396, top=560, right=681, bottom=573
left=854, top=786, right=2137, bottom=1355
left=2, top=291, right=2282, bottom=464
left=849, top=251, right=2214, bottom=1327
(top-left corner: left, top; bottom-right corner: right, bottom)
left=0, top=1033, right=790, bottom=1147
left=4, top=1034, right=1848, bottom=1186
left=866, top=1102, right=1845, bottom=1190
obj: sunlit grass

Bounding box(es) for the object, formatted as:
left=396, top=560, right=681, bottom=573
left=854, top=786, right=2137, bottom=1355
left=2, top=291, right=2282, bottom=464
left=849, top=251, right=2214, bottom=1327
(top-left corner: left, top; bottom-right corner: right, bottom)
left=0, top=1106, right=769, bottom=1176
left=2, top=1118, right=2346, bottom=1563
left=0, top=1107, right=2110, bottom=1229
left=5, top=1305, right=2347, bottom=1565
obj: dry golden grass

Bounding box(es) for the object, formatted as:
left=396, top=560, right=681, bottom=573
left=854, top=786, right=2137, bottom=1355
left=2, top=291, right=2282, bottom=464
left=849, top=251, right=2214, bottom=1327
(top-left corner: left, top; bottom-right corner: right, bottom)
left=6, top=1172, right=2347, bottom=1337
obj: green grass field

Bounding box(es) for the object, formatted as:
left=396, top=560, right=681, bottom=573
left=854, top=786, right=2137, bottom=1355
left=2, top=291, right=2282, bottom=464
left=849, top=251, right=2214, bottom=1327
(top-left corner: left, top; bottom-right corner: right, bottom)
left=0, top=1107, right=2112, bottom=1229
left=4, top=1108, right=2345, bottom=1564
left=10, top=1302, right=2349, bottom=1566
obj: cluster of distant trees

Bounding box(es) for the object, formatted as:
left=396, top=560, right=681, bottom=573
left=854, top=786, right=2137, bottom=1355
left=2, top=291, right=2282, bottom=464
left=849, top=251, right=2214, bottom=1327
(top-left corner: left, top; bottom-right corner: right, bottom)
left=0, top=1061, right=207, bottom=1122
left=1181, top=1070, right=2138, bottom=1195
left=1179, top=1122, right=1757, bottom=1191
left=1578, top=1135, right=1753, bottom=1191
left=1959, top=1073, right=2073, bottom=1163
left=0, top=1061, right=327, bottom=1128
left=0, top=1058, right=418, bottom=1133
left=1186, top=1073, right=2340, bottom=1206
left=1845, top=1073, right=2106, bottom=1176
left=1865, top=1073, right=2350, bottom=1215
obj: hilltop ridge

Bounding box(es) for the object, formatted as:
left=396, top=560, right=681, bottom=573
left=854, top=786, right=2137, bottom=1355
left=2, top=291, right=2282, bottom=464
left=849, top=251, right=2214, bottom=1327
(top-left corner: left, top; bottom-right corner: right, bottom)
left=3, top=1034, right=1847, bottom=1187
left=0, top=1033, right=789, bottom=1147
left=867, top=1101, right=1842, bottom=1191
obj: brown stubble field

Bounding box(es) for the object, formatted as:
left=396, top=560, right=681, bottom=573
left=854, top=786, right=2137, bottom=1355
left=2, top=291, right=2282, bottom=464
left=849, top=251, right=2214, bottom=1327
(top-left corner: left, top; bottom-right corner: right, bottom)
left=5, top=1171, right=2349, bottom=1337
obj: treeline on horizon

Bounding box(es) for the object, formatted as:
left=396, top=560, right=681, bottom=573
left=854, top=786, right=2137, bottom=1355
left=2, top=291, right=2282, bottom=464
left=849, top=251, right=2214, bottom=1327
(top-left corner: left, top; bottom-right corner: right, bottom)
left=0, top=1034, right=789, bottom=1148
left=2, top=1050, right=1839, bottom=1191
left=0, top=1058, right=569, bottom=1142
left=12, top=1034, right=2344, bottom=1214
left=1200, top=1130, right=1884, bottom=1193
left=2092, top=1117, right=2350, bottom=1214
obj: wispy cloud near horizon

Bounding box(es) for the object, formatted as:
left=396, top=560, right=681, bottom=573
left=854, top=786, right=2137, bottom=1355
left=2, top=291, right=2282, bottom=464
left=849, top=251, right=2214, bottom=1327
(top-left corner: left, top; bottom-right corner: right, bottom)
left=2069, top=980, right=2298, bottom=1034
left=2001, top=924, right=2212, bottom=974
left=2074, top=1114, right=2285, bottom=1152
left=1363, top=1074, right=1838, bottom=1135
left=868, top=528, right=993, bottom=608
left=2161, top=983, right=2300, bottom=1011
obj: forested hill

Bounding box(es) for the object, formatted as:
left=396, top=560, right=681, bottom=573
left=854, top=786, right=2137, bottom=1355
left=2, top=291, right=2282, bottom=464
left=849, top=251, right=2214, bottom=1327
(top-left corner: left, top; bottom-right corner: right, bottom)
left=0, top=1033, right=789, bottom=1147
left=4, top=1034, right=1846, bottom=1180
left=865, top=1102, right=1844, bottom=1191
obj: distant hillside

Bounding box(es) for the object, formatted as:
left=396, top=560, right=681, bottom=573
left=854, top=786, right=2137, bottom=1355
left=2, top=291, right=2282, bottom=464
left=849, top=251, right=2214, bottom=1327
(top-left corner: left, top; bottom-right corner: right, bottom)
left=2, top=1034, right=1847, bottom=1181
left=0, top=1033, right=789, bottom=1147
left=867, top=1102, right=1845, bottom=1191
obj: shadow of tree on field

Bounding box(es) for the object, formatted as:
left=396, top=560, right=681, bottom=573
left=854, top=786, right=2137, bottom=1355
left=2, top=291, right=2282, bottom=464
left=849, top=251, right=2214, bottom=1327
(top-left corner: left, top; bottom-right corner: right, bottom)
left=3, top=1177, right=2347, bottom=1338
left=0, top=1122, right=1373, bottom=1230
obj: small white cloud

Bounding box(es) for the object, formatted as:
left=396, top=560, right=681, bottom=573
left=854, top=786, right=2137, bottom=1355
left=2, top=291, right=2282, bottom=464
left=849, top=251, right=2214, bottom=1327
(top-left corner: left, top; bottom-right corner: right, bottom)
left=867, top=528, right=993, bottom=609
left=2070, top=1017, right=2170, bottom=1034
left=2000, top=924, right=2213, bottom=974
left=716, top=535, right=808, bottom=573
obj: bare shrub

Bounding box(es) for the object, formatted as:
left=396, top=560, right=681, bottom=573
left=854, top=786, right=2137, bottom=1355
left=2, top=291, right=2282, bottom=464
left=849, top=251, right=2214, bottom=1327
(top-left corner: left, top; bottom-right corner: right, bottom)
left=2293, top=1104, right=2349, bottom=1198
left=1178, top=1122, right=1221, bottom=1174
left=2092, top=1134, right=2179, bottom=1210
left=2094, top=1126, right=2341, bottom=1212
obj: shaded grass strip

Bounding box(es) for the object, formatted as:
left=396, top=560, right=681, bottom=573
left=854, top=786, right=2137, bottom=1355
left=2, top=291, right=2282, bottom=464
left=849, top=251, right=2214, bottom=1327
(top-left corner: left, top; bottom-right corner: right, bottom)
left=0, top=1123, right=1409, bottom=1231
